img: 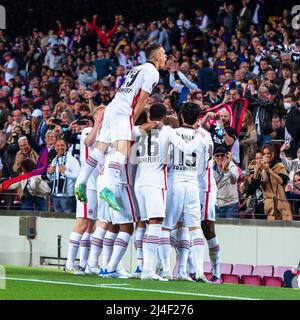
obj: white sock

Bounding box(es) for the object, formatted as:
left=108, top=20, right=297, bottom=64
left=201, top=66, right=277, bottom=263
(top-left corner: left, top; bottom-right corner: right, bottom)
left=107, top=232, right=131, bottom=272
left=79, top=232, right=91, bottom=269
left=142, top=224, right=162, bottom=274
left=87, top=226, right=106, bottom=268
left=190, top=229, right=205, bottom=277
left=101, top=151, right=126, bottom=191
left=207, top=237, right=221, bottom=278
left=66, top=232, right=82, bottom=269
left=187, top=249, right=196, bottom=274
left=170, top=229, right=178, bottom=249
left=134, top=227, right=146, bottom=269
left=76, top=148, right=105, bottom=186
left=102, top=231, right=117, bottom=269
left=177, top=227, right=190, bottom=276
left=158, top=230, right=171, bottom=273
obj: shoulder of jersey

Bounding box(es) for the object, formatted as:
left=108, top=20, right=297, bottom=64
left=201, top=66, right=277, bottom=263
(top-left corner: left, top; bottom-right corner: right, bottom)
left=82, top=127, right=92, bottom=135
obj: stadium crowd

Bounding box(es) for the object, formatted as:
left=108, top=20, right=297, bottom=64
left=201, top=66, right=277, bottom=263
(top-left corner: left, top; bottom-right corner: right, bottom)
left=0, top=0, right=300, bottom=220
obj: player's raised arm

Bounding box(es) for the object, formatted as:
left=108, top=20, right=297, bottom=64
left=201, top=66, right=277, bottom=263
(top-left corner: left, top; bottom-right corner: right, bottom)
left=133, top=90, right=150, bottom=123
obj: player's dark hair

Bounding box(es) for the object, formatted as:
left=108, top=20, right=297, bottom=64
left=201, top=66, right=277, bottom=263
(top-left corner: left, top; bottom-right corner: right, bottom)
left=178, top=102, right=200, bottom=126
left=145, top=43, right=162, bottom=60
left=150, top=103, right=167, bottom=120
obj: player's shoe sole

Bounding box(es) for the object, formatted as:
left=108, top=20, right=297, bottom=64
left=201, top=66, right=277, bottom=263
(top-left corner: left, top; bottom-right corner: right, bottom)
left=141, top=272, right=169, bottom=281
left=99, top=187, right=121, bottom=212
left=75, top=184, right=87, bottom=203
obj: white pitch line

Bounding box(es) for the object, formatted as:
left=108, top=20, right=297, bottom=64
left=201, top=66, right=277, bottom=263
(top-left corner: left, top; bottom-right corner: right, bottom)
left=0, top=277, right=129, bottom=287
left=0, top=277, right=260, bottom=300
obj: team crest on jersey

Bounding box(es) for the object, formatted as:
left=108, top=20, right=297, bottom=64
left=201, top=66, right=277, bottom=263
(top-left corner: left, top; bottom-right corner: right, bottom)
left=88, top=209, right=93, bottom=215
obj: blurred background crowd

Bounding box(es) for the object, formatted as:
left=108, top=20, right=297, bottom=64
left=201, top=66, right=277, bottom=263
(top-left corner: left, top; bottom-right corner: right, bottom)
left=0, top=0, right=300, bottom=220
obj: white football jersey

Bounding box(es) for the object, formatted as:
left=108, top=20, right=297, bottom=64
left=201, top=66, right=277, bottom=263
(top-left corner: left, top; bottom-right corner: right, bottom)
left=80, top=127, right=101, bottom=190
left=168, top=126, right=198, bottom=184
left=113, top=62, right=159, bottom=107
left=134, top=126, right=188, bottom=189
left=194, top=128, right=217, bottom=193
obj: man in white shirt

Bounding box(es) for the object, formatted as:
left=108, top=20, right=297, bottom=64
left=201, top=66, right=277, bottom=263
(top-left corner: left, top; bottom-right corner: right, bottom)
left=0, top=52, right=18, bottom=83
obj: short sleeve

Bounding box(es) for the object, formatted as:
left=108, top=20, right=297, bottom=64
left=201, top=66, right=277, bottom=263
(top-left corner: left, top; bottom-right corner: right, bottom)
left=142, top=66, right=159, bottom=94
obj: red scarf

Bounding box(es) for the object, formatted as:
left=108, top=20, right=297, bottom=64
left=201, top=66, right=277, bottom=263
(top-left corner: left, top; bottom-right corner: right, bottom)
left=0, top=146, right=49, bottom=192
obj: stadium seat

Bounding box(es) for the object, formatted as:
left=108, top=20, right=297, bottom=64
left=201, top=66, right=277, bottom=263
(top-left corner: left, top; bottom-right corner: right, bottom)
left=241, top=275, right=261, bottom=286
left=274, top=266, right=292, bottom=279
left=222, top=264, right=253, bottom=284
left=253, top=265, right=274, bottom=277
left=220, top=263, right=233, bottom=275
left=262, top=266, right=291, bottom=287
left=240, top=265, right=273, bottom=286
left=232, top=264, right=254, bottom=278
left=263, top=277, right=283, bottom=287
left=221, top=274, right=240, bottom=284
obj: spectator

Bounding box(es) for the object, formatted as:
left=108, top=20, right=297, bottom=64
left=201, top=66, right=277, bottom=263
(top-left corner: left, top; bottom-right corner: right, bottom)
left=270, top=114, right=285, bottom=140
left=239, top=110, right=257, bottom=169
left=242, top=151, right=265, bottom=219
left=8, top=159, right=50, bottom=211
left=251, top=86, right=273, bottom=147
left=280, top=144, right=300, bottom=182
left=47, top=139, right=80, bottom=213
left=13, top=136, right=38, bottom=174
left=279, top=64, right=292, bottom=97
left=253, top=143, right=292, bottom=220
left=285, top=171, right=300, bottom=219
left=195, top=8, right=208, bottom=31
left=78, top=64, right=97, bottom=89
left=94, top=50, right=115, bottom=80
left=206, top=108, right=237, bottom=152
left=198, top=60, right=219, bottom=94
left=0, top=98, right=10, bottom=129
left=213, top=147, right=240, bottom=218
left=286, top=93, right=300, bottom=158
left=0, top=52, right=18, bottom=83
left=35, top=105, right=52, bottom=145
left=237, top=0, right=251, bottom=32
left=44, top=44, right=63, bottom=71
left=251, top=0, right=266, bottom=34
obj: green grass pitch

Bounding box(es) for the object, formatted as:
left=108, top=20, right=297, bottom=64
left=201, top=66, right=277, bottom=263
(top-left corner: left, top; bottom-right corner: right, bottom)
left=0, top=266, right=299, bottom=300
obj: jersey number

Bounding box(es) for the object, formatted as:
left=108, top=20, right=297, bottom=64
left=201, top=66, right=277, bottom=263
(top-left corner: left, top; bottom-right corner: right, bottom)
left=177, top=151, right=197, bottom=167
left=124, top=69, right=141, bottom=88
left=137, top=131, right=159, bottom=157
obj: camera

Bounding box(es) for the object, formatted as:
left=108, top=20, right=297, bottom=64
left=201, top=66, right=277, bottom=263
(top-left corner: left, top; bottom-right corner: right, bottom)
left=52, top=118, right=62, bottom=125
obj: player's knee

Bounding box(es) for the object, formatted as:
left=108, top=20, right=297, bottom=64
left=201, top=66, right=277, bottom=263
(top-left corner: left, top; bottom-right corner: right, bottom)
left=119, top=223, right=134, bottom=235
left=201, top=221, right=216, bottom=240
left=74, top=218, right=88, bottom=233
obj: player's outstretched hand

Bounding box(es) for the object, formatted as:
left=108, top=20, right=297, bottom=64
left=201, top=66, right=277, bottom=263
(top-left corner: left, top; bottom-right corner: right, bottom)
left=139, top=121, right=163, bottom=133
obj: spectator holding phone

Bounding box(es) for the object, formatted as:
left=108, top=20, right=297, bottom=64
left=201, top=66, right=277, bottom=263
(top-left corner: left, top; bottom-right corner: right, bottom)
left=213, top=147, right=240, bottom=218
left=242, top=151, right=266, bottom=219
left=253, top=143, right=292, bottom=220
left=13, top=136, right=38, bottom=173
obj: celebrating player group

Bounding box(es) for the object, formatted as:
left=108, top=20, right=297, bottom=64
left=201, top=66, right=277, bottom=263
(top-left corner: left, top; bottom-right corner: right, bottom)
left=65, top=44, right=222, bottom=284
